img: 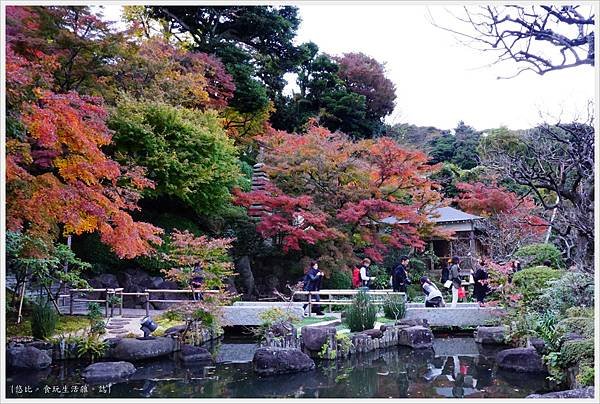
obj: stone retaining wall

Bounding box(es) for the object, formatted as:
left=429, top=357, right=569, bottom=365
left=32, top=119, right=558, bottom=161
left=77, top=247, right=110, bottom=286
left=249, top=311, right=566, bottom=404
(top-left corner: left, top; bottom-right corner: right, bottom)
left=404, top=306, right=503, bottom=327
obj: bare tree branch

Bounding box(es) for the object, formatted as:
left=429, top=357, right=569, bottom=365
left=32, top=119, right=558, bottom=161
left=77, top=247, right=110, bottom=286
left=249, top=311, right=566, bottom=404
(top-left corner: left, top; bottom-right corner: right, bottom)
left=430, top=5, right=595, bottom=78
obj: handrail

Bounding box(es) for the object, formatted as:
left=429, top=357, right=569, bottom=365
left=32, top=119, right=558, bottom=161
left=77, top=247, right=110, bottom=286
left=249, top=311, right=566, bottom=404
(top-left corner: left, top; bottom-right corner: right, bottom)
left=291, top=289, right=407, bottom=316
left=68, top=287, right=224, bottom=317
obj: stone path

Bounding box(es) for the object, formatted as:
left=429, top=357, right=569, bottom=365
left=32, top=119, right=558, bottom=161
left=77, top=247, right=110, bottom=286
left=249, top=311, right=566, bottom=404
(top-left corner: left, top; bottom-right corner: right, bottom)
left=103, top=316, right=144, bottom=340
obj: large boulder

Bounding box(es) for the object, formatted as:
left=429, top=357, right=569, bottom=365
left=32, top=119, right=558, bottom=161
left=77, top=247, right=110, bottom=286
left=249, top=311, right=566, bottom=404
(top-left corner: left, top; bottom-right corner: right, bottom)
left=474, top=326, right=507, bottom=345
left=150, top=280, right=185, bottom=310
left=363, top=328, right=383, bottom=339
left=253, top=347, right=315, bottom=376
left=178, top=345, right=213, bottom=363
left=82, top=361, right=136, bottom=383
left=108, top=337, right=176, bottom=361
left=88, top=273, right=119, bottom=289
left=496, top=347, right=546, bottom=373
left=163, top=325, right=187, bottom=337
left=526, top=387, right=594, bottom=399
left=7, top=346, right=52, bottom=370
left=270, top=321, right=295, bottom=338
left=527, top=337, right=547, bottom=354
left=301, top=326, right=336, bottom=352
left=398, top=326, right=434, bottom=349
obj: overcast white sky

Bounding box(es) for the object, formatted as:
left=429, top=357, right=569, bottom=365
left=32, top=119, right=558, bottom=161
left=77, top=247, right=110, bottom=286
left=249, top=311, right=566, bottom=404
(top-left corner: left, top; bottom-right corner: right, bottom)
left=101, top=3, right=596, bottom=131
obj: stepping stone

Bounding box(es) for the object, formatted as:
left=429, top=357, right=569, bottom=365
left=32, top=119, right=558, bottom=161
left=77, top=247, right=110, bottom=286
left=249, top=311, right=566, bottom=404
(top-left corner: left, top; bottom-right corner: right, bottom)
left=106, top=325, right=127, bottom=330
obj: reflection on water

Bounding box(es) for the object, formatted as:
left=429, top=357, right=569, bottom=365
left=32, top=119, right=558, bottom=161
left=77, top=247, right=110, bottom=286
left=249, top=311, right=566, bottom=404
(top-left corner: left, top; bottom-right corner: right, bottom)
left=6, top=337, right=551, bottom=398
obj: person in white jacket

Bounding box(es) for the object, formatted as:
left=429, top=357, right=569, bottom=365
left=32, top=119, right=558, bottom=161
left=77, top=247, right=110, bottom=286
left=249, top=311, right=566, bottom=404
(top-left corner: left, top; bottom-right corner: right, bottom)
left=359, top=258, right=375, bottom=289
left=420, top=276, right=444, bottom=307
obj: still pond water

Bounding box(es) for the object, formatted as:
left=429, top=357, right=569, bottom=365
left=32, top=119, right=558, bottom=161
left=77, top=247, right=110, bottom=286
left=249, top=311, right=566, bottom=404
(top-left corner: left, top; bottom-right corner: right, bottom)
left=7, top=336, right=552, bottom=399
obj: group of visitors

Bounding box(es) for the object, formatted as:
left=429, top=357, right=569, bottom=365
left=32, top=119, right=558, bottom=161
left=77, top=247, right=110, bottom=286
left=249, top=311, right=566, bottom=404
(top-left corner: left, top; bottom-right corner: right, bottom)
left=300, top=254, right=526, bottom=314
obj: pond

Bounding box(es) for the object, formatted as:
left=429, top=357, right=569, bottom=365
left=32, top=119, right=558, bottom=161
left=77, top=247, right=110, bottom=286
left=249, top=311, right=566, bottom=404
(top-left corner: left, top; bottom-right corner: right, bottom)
left=6, top=336, right=552, bottom=399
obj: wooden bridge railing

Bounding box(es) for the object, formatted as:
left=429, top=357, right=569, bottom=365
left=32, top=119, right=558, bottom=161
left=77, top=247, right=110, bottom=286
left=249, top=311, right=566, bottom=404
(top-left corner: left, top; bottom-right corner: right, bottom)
left=68, top=288, right=220, bottom=317
left=292, top=289, right=406, bottom=316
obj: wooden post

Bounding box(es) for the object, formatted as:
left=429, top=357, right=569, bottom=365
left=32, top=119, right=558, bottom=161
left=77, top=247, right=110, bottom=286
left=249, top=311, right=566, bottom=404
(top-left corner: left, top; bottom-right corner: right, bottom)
left=119, top=290, right=123, bottom=316
left=145, top=292, right=150, bottom=317
left=104, top=289, right=109, bottom=318
left=69, top=289, right=74, bottom=315
left=308, top=292, right=312, bottom=317
left=43, top=284, right=61, bottom=314
left=17, top=280, right=27, bottom=324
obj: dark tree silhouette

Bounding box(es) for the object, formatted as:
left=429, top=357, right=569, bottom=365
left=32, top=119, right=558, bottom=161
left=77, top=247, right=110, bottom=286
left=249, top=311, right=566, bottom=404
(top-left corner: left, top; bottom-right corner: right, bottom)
left=431, top=5, right=595, bottom=78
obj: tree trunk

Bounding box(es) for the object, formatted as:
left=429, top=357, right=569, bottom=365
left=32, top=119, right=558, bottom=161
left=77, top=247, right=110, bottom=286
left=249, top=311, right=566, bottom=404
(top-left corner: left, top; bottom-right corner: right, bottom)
left=235, top=255, right=257, bottom=298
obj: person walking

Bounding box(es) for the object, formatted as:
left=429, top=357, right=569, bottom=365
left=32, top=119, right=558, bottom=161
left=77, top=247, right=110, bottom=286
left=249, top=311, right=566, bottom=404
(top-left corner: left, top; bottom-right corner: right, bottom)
left=449, top=256, right=462, bottom=308
left=393, top=255, right=411, bottom=295
left=420, top=276, right=444, bottom=307
left=190, top=262, right=204, bottom=301
left=359, top=258, right=375, bottom=289
left=508, top=259, right=521, bottom=283
left=303, top=261, right=325, bottom=316
left=472, top=259, right=490, bottom=307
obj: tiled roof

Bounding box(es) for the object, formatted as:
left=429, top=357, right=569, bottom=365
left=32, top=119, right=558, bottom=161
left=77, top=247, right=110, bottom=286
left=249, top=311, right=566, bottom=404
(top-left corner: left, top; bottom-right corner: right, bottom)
left=380, top=206, right=482, bottom=225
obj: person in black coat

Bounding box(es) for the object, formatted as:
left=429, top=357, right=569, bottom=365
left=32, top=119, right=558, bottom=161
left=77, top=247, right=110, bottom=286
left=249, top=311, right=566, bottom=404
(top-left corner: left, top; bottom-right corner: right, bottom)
left=472, top=259, right=490, bottom=306
left=303, top=261, right=325, bottom=315
left=393, top=256, right=411, bottom=294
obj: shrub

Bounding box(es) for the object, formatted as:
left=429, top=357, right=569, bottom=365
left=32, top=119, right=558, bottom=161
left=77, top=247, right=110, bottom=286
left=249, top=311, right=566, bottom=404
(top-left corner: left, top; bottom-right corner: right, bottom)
left=192, top=308, right=217, bottom=327
left=577, top=366, right=594, bottom=387
left=367, top=265, right=390, bottom=289
left=565, top=307, right=594, bottom=318
left=407, top=284, right=425, bottom=303
left=77, top=335, right=109, bottom=362
left=87, top=302, right=106, bottom=335
left=512, top=266, right=561, bottom=305
left=382, top=294, right=406, bottom=320
left=344, top=290, right=377, bottom=332
left=535, top=271, right=594, bottom=314
left=408, top=258, right=426, bottom=283
left=515, top=243, right=564, bottom=269
left=162, top=310, right=184, bottom=321
left=31, top=302, right=58, bottom=340
left=557, top=317, right=594, bottom=339
left=326, top=271, right=352, bottom=289
left=559, top=339, right=594, bottom=368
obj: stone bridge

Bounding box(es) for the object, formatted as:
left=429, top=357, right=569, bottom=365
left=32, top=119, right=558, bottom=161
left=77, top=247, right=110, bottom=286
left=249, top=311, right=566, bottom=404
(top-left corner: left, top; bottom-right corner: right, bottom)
left=219, top=301, right=503, bottom=327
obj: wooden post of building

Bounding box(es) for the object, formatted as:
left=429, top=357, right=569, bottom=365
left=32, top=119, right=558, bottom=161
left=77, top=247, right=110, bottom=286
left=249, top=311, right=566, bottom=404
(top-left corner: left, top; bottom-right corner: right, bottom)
left=308, top=292, right=312, bottom=317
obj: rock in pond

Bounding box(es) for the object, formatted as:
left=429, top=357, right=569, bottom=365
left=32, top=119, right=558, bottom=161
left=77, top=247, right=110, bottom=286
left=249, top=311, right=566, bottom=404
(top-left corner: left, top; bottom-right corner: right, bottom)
left=398, top=325, right=434, bottom=349
left=109, top=337, right=176, bottom=361
left=526, top=387, right=594, bottom=399
left=82, top=361, right=136, bottom=383
left=474, top=326, right=507, bottom=345
left=253, top=347, right=315, bottom=376
left=496, top=347, right=546, bottom=373
left=301, top=326, right=336, bottom=352
left=395, top=318, right=429, bottom=328
left=163, top=325, right=187, bottom=337
left=7, top=346, right=52, bottom=370
left=179, top=345, right=213, bottom=363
